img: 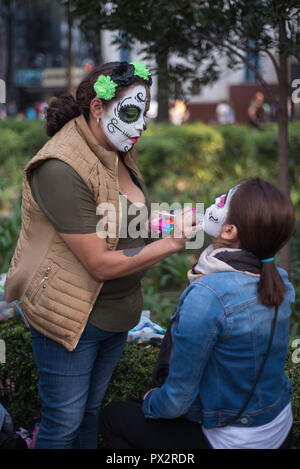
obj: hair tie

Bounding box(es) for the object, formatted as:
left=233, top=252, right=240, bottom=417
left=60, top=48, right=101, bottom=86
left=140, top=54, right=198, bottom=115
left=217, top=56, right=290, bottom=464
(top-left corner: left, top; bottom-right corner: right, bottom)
left=261, top=257, right=274, bottom=263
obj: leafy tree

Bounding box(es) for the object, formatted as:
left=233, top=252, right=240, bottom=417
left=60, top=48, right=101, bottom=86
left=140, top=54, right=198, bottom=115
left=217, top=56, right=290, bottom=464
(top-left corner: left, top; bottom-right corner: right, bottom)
left=70, top=0, right=218, bottom=121
left=186, top=0, right=300, bottom=270
left=70, top=0, right=299, bottom=269
left=0, top=0, right=16, bottom=102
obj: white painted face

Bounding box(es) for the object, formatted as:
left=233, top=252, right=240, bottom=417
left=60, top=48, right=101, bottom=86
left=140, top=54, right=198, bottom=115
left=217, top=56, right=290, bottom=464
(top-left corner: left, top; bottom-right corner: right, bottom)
left=101, top=85, right=148, bottom=152
left=204, top=186, right=239, bottom=238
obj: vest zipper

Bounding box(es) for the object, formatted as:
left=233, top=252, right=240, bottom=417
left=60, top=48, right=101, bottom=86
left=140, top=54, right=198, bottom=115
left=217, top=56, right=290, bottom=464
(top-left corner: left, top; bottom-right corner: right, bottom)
left=72, top=155, right=120, bottom=350
left=29, top=263, right=54, bottom=303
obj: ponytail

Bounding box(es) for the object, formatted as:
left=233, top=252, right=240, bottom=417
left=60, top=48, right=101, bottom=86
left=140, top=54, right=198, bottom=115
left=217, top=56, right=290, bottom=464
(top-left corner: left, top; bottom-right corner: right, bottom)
left=45, top=94, right=81, bottom=137
left=227, top=178, right=296, bottom=308
left=258, top=262, right=286, bottom=307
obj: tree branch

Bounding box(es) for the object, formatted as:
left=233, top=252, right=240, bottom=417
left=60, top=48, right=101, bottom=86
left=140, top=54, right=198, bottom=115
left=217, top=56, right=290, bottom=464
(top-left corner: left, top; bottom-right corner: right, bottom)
left=223, top=41, right=279, bottom=104
left=194, top=29, right=279, bottom=104
left=262, top=48, right=280, bottom=78
left=224, top=37, right=280, bottom=78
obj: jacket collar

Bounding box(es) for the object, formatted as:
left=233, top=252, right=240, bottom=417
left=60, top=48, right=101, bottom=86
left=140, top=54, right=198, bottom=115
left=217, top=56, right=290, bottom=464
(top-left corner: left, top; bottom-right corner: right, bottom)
left=187, top=244, right=261, bottom=283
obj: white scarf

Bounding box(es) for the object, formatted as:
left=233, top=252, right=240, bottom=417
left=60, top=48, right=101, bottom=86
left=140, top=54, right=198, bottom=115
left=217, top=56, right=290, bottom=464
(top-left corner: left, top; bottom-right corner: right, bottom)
left=187, top=245, right=260, bottom=283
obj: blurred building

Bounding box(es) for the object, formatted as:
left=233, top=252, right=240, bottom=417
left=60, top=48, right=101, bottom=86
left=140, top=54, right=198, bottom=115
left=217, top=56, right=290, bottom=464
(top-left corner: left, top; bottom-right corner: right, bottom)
left=186, top=52, right=300, bottom=124
left=0, top=0, right=95, bottom=113
left=102, top=30, right=300, bottom=124
left=0, top=2, right=298, bottom=123
left=0, top=1, right=135, bottom=116
left=103, top=29, right=300, bottom=124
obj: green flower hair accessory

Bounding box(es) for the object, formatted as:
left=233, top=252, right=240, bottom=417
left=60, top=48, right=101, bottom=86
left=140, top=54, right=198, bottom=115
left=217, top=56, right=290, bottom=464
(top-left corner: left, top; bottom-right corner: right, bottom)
left=131, top=62, right=151, bottom=81
left=93, top=75, right=118, bottom=101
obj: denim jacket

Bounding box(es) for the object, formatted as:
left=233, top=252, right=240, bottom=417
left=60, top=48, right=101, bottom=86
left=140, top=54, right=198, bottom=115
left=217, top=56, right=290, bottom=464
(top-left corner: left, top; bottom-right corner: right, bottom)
left=142, top=268, right=294, bottom=428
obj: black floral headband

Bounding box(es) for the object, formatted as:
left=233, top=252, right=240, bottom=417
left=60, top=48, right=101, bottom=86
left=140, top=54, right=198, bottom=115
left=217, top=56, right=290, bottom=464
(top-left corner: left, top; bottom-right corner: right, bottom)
left=94, top=62, right=152, bottom=101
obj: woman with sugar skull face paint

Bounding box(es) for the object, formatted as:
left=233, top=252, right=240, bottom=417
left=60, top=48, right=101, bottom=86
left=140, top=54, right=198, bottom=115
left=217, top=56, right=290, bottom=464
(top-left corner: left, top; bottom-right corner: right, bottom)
left=5, top=61, right=201, bottom=449
left=101, top=84, right=148, bottom=153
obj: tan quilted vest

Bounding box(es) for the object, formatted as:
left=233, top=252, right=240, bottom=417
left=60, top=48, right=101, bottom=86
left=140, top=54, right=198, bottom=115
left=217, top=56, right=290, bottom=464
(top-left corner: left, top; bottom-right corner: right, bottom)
left=4, top=114, right=144, bottom=351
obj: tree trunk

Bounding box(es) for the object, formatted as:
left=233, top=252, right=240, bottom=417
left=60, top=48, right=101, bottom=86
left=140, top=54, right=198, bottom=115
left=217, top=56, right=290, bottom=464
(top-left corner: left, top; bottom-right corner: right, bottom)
left=5, top=1, right=14, bottom=103
left=81, top=26, right=102, bottom=66
left=156, top=52, right=169, bottom=122
left=0, top=13, right=7, bottom=81
left=93, top=30, right=102, bottom=65
left=66, top=0, right=74, bottom=96
left=277, top=20, right=291, bottom=272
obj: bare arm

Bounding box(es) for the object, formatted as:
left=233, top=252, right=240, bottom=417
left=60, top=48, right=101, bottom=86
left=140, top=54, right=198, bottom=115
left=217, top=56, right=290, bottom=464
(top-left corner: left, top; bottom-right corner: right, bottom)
left=59, top=207, right=200, bottom=281
left=58, top=232, right=179, bottom=281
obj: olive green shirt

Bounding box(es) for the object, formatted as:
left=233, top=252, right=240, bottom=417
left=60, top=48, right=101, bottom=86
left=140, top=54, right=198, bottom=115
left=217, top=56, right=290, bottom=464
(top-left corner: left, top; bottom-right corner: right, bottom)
left=29, top=158, right=151, bottom=332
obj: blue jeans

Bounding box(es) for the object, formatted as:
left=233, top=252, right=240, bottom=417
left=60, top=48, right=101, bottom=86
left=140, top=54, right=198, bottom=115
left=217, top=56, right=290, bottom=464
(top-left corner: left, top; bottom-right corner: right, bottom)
left=30, top=322, right=127, bottom=449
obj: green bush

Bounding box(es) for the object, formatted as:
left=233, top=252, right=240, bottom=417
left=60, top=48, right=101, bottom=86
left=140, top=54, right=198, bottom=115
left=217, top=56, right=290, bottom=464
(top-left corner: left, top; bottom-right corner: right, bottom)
left=0, top=119, right=47, bottom=212
left=288, top=122, right=300, bottom=207
left=137, top=122, right=224, bottom=205
left=0, top=205, right=21, bottom=272
left=0, top=317, right=299, bottom=448
left=0, top=128, right=23, bottom=211
left=0, top=317, right=157, bottom=429
left=0, top=318, right=41, bottom=427
left=105, top=343, right=157, bottom=404
left=0, top=118, right=47, bottom=146
left=0, top=118, right=299, bottom=335
left=141, top=253, right=195, bottom=328
left=1, top=118, right=300, bottom=210
left=20, top=122, right=49, bottom=157
left=136, top=121, right=300, bottom=210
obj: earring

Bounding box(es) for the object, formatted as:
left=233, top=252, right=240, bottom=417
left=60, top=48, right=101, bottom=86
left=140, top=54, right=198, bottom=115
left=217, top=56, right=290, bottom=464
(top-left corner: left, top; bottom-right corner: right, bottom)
left=96, top=116, right=101, bottom=127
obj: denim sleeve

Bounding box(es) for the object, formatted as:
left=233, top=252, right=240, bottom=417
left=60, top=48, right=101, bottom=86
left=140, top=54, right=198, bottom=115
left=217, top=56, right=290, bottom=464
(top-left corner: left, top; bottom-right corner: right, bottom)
left=142, top=282, right=225, bottom=419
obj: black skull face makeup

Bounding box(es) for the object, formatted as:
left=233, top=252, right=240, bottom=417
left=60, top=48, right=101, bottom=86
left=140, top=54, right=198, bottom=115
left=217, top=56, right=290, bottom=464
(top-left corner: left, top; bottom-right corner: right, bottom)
left=102, top=85, right=148, bottom=152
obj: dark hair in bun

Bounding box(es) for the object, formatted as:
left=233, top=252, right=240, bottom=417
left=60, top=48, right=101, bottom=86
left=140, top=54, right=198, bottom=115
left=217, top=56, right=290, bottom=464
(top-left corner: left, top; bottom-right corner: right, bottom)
left=45, top=61, right=151, bottom=137
left=45, top=94, right=81, bottom=137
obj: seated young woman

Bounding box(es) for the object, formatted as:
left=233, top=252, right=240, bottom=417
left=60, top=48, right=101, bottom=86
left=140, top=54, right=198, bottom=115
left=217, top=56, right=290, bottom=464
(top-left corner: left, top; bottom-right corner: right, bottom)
left=98, top=178, right=296, bottom=450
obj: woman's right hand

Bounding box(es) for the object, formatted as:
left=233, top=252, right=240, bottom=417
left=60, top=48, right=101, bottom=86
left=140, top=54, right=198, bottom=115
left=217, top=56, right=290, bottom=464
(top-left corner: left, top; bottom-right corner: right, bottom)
left=170, top=206, right=202, bottom=249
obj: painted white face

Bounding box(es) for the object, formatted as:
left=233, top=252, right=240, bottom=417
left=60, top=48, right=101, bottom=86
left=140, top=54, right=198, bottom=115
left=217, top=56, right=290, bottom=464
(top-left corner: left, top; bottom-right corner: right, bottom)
left=102, top=85, right=148, bottom=152
left=204, top=186, right=239, bottom=238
